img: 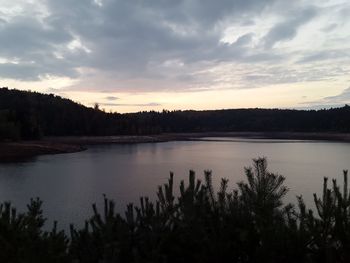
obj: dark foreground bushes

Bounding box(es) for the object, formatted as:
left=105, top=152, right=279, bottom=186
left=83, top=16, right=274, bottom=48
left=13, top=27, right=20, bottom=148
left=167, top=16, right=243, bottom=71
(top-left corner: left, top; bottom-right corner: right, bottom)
left=1, top=158, right=350, bottom=263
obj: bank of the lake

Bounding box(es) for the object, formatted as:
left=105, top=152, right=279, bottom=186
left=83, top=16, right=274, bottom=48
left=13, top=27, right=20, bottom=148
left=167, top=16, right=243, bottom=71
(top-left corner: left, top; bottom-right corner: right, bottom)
left=0, top=142, right=85, bottom=162
left=1, top=131, right=350, bottom=162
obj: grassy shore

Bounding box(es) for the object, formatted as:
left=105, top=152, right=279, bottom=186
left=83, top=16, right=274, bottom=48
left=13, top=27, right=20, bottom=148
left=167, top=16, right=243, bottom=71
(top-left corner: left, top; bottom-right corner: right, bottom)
left=1, top=132, right=350, bottom=162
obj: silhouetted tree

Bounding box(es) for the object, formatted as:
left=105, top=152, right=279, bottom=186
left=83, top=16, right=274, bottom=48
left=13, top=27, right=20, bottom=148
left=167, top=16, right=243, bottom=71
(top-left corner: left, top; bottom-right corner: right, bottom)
left=2, top=159, right=350, bottom=262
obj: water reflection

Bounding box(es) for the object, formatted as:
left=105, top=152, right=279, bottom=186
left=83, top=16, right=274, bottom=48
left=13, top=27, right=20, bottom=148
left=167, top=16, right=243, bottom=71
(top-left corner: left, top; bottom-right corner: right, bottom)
left=0, top=139, right=349, bottom=229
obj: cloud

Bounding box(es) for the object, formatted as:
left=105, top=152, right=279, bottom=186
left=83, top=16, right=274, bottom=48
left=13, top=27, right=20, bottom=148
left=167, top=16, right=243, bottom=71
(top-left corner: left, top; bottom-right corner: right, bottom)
left=0, top=0, right=349, bottom=99
left=263, top=7, right=317, bottom=48
left=300, top=87, right=350, bottom=109
left=0, top=0, right=286, bottom=83
left=98, top=102, right=161, bottom=107
left=322, top=87, right=350, bottom=104
left=46, top=87, right=61, bottom=93
left=297, top=50, right=350, bottom=64
left=322, top=23, right=338, bottom=32
left=105, top=96, right=119, bottom=101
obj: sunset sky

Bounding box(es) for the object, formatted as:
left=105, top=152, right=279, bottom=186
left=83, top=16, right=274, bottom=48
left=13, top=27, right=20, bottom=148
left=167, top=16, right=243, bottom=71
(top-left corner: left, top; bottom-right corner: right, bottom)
left=0, top=0, right=349, bottom=112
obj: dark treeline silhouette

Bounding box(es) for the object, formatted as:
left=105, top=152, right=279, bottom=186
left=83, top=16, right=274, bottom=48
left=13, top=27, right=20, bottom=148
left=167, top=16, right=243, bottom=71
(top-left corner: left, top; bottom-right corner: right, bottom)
left=1, top=87, right=350, bottom=140
left=1, top=158, right=350, bottom=262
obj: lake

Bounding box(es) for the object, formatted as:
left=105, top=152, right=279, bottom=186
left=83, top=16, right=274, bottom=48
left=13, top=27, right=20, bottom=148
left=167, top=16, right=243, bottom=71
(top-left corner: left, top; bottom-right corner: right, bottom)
left=0, top=138, right=349, bottom=229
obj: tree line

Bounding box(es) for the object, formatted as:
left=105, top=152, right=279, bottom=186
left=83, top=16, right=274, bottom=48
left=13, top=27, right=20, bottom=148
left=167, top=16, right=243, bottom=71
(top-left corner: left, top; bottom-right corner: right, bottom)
left=1, top=158, right=350, bottom=262
left=1, top=87, right=350, bottom=140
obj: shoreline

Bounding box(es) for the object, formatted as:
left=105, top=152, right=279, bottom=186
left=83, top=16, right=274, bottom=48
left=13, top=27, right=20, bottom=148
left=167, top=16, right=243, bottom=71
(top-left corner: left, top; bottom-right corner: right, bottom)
left=0, top=141, right=86, bottom=163
left=1, top=132, right=350, bottom=162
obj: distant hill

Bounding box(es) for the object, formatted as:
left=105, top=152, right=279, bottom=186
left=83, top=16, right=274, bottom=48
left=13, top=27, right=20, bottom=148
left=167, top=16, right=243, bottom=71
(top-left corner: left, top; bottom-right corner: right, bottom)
left=0, top=87, right=350, bottom=140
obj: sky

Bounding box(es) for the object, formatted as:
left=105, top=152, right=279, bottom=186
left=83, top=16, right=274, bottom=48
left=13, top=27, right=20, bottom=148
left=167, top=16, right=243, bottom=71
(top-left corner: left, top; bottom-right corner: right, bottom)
left=0, top=0, right=349, bottom=113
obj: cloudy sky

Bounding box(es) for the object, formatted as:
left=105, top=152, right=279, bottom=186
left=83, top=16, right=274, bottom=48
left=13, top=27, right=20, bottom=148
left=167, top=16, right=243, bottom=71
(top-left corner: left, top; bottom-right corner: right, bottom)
left=0, top=0, right=349, bottom=112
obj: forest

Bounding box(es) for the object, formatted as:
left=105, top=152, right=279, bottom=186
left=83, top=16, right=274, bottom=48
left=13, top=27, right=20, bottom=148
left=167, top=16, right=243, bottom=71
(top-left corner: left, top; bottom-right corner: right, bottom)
left=0, top=158, right=349, bottom=263
left=1, top=87, right=350, bottom=140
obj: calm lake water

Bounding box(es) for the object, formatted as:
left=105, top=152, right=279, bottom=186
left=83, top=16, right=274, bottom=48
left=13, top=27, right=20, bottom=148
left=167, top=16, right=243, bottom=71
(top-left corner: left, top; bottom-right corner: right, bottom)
left=0, top=138, right=349, bottom=229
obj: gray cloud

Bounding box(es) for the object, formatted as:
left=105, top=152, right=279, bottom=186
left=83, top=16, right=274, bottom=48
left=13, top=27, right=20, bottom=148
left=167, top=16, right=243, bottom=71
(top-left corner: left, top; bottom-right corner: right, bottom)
left=241, top=63, right=347, bottom=88
left=98, top=102, right=161, bottom=107
left=0, top=11, right=80, bottom=80
left=298, top=50, right=350, bottom=64
left=0, top=0, right=282, bottom=83
left=0, top=0, right=348, bottom=96
left=263, top=7, right=317, bottom=48
left=322, top=23, right=338, bottom=32
left=322, top=87, right=350, bottom=104
left=105, top=96, right=119, bottom=101
left=300, top=87, right=350, bottom=108
left=46, top=87, right=61, bottom=93
left=233, top=33, right=254, bottom=47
